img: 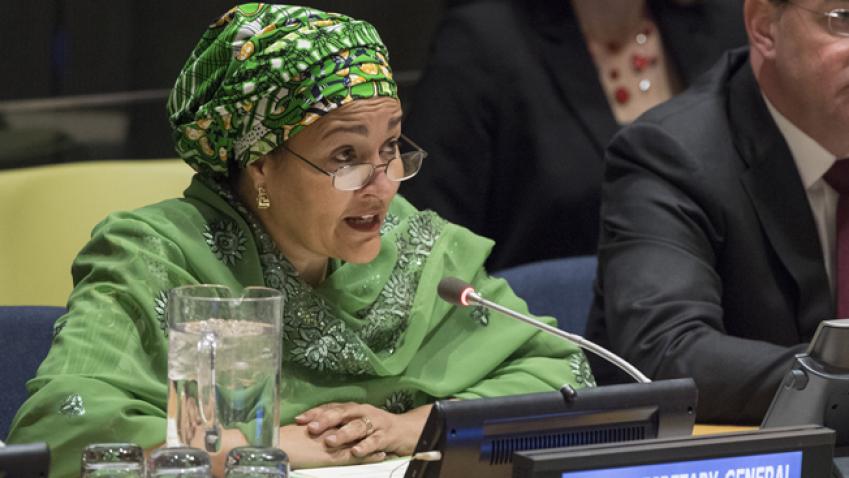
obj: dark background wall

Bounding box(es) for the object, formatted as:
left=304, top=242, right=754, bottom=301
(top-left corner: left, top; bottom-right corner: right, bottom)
left=1, top=1, right=442, bottom=99
left=0, top=1, right=446, bottom=165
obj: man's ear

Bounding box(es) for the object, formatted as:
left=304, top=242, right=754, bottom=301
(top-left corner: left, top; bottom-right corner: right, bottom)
left=745, top=0, right=781, bottom=60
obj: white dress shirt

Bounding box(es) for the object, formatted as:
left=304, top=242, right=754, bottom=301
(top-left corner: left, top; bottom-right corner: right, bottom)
left=763, top=96, right=839, bottom=291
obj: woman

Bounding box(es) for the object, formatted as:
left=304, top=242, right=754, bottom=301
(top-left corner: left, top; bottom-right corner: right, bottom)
left=401, top=0, right=747, bottom=270
left=6, top=4, right=593, bottom=477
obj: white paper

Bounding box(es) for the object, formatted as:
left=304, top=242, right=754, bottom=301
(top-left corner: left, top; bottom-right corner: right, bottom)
left=292, top=459, right=410, bottom=478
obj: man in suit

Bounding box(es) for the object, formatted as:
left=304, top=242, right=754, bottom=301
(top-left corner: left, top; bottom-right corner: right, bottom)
left=400, top=0, right=746, bottom=271
left=585, top=0, right=849, bottom=424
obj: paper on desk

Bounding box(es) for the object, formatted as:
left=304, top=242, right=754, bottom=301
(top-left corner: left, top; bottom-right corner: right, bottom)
left=292, top=459, right=409, bottom=478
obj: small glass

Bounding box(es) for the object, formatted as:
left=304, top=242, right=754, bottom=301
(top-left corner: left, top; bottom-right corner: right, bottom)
left=147, top=447, right=212, bottom=478
left=225, top=447, right=289, bottom=477
left=80, top=443, right=144, bottom=477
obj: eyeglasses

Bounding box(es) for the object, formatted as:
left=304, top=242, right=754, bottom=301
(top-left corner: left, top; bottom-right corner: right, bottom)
left=280, top=134, right=427, bottom=191
left=786, top=0, right=849, bottom=37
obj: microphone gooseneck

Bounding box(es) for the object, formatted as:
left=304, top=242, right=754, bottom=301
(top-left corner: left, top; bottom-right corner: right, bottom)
left=438, top=277, right=651, bottom=384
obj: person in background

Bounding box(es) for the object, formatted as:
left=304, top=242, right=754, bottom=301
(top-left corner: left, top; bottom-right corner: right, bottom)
left=6, top=5, right=593, bottom=477
left=585, top=0, right=849, bottom=423
left=400, top=0, right=747, bottom=271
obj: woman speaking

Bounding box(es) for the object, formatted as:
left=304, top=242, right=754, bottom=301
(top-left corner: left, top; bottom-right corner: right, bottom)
left=6, top=4, right=592, bottom=476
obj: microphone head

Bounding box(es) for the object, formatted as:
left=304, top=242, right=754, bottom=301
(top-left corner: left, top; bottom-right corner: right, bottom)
left=438, top=277, right=476, bottom=306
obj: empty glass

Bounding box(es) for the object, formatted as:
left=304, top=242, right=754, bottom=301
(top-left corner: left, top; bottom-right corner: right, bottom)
left=166, top=285, right=283, bottom=454
left=147, top=447, right=211, bottom=478
left=225, top=446, right=289, bottom=477
left=80, top=443, right=144, bottom=477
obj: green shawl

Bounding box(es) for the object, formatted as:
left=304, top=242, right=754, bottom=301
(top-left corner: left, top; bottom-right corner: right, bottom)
left=7, top=177, right=593, bottom=477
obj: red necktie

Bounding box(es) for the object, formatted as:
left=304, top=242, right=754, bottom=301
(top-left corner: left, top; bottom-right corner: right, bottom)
left=824, top=159, right=849, bottom=317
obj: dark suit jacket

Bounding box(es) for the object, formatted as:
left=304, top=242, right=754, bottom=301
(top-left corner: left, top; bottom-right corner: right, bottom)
left=401, top=0, right=747, bottom=270
left=585, top=48, right=835, bottom=424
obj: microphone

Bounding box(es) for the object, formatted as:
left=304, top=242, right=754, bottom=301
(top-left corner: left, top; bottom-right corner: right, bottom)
left=438, top=277, right=651, bottom=384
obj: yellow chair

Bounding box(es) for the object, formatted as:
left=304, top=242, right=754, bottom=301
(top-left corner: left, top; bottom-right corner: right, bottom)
left=0, top=160, right=195, bottom=306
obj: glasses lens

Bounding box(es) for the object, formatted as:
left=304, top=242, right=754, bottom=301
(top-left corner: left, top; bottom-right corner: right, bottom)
left=385, top=155, right=406, bottom=180
left=333, top=164, right=374, bottom=191
left=829, top=10, right=849, bottom=36
left=386, top=152, right=424, bottom=181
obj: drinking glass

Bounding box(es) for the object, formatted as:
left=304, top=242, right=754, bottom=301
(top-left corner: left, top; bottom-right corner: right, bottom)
left=166, top=285, right=283, bottom=455
left=225, top=446, right=289, bottom=477
left=80, top=443, right=144, bottom=477
left=148, top=447, right=211, bottom=478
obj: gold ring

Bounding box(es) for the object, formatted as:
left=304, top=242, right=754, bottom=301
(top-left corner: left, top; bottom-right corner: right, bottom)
left=360, top=415, right=375, bottom=436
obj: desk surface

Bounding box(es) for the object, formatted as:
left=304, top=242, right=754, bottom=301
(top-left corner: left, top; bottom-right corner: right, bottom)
left=292, top=425, right=760, bottom=477
left=693, top=424, right=758, bottom=436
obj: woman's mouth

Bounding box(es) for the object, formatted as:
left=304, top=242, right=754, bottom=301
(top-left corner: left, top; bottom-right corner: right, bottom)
left=344, top=214, right=381, bottom=233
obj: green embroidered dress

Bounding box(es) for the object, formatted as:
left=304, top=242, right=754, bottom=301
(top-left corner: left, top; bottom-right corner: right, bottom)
left=7, top=177, right=593, bottom=478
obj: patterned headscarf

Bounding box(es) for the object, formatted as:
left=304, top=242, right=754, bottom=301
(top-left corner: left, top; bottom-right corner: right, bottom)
left=167, top=3, right=397, bottom=177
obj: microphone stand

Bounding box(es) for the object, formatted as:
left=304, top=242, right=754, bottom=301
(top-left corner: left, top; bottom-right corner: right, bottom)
left=465, top=290, right=651, bottom=386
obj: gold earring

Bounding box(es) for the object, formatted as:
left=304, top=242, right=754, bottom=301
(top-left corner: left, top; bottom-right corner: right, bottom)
left=256, top=186, right=271, bottom=209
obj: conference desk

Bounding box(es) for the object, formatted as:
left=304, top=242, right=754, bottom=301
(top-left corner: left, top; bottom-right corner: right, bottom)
left=291, top=424, right=764, bottom=478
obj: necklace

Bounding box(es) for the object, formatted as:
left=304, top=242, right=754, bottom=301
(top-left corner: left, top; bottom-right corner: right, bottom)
left=588, top=20, right=660, bottom=106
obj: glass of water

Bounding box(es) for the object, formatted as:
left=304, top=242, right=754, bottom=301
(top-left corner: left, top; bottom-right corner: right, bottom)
left=225, top=446, right=289, bottom=477
left=80, top=443, right=144, bottom=477
left=166, top=285, right=283, bottom=455
left=147, top=447, right=212, bottom=477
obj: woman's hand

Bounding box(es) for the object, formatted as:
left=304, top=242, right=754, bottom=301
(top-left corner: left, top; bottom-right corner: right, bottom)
left=294, top=402, right=433, bottom=459
left=279, top=423, right=387, bottom=469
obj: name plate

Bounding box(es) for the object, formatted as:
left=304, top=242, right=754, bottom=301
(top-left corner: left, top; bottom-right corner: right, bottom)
left=562, top=450, right=801, bottom=478
left=513, top=426, right=833, bottom=478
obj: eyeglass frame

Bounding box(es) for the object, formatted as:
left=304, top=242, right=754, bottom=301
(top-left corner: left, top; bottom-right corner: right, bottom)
left=784, top=0, right=849, bottom=37
left=278, top=133, right=428, bottom=191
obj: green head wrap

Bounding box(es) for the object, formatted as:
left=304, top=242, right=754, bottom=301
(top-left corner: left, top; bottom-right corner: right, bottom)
left=167, top=3, right=398, bottom=177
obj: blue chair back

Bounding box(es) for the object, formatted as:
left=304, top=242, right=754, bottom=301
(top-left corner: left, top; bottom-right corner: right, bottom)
left=0, top=306, right=65, bottom=440
left=495, top=256, right=597, bottom=334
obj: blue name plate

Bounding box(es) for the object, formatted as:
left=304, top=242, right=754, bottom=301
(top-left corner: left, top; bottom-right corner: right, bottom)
left=562, top=451, right=802, bottom=478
